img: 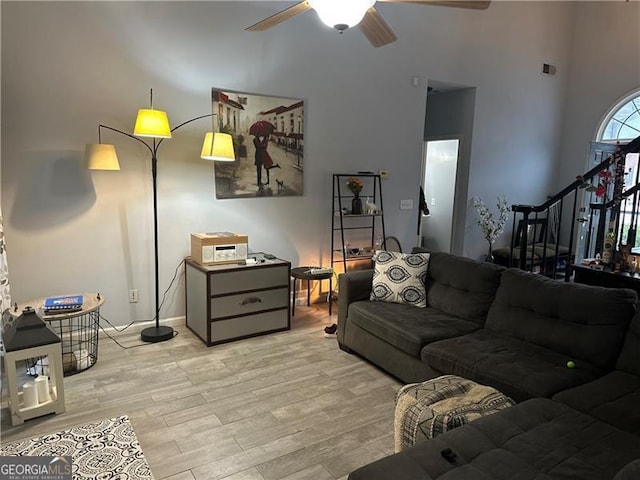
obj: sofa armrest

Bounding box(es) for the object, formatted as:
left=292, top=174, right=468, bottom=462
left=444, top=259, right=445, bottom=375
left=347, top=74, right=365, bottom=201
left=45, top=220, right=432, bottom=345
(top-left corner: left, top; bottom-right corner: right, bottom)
left=337, top=269, right=374, bottom=343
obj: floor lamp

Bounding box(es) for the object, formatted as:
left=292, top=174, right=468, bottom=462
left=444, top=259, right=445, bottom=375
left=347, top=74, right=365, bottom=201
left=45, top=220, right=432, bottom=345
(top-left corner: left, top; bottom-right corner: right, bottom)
left=85, top=89, right=235, bottom=343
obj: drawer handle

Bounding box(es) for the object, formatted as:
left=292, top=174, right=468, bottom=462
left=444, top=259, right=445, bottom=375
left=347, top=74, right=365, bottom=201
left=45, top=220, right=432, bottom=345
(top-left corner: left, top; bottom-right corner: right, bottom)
left=241, top=297, right=263, bottom=306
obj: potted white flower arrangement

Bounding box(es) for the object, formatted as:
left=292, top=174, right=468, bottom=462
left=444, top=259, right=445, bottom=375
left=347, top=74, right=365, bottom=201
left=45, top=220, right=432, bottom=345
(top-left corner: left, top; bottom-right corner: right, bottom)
left=472, top=196, right=510, bottom=262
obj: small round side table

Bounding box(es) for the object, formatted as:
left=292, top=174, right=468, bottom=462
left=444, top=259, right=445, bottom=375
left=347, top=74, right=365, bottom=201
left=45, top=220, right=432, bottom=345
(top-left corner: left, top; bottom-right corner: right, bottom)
left=9, top=293, right=104, bottom=375
left=291, top=267, right=334, bottom=316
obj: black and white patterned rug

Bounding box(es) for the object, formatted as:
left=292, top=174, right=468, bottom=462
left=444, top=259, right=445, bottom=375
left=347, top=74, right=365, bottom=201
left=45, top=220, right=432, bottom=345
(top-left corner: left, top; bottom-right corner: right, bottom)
left=0, top=415, right=154, bottom=479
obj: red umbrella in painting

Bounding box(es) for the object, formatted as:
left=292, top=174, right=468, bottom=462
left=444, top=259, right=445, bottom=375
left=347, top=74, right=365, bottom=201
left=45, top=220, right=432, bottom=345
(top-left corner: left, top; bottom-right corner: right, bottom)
left=249, top=120, right=276, bottom=136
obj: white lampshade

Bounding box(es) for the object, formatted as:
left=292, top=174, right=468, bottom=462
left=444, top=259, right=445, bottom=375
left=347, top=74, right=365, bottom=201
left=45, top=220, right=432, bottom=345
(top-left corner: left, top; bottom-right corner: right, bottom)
left=201, top=132, right=235, bottom=162
left=309, top=0, right=375, bottom=29
left=134, top=109, right=172, bottom=138
left=85, top=144, right=120, bottom=170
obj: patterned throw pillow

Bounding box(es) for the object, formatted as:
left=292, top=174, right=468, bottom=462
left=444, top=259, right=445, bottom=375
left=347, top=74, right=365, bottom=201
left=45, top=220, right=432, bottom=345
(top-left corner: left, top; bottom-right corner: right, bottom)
left=370, top=251, right=430, bottom=307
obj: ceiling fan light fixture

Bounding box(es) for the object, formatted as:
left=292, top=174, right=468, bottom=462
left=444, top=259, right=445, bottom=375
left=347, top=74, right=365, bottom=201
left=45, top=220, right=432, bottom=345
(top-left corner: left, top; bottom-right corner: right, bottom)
left=309, top=0, right=375, bottom=30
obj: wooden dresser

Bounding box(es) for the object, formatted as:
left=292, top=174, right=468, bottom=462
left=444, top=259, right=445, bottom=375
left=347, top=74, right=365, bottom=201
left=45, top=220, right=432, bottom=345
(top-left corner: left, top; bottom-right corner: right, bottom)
left=184, top=257, right=291, bottom=346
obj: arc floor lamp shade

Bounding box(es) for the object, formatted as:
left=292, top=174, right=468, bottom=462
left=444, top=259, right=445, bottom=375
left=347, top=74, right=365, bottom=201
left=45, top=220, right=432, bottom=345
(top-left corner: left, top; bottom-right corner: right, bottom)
left=134, top=108, right=172, bottom=138
left=85, top=144, right=121, bottom=170
left=201, top=132, right=235, bottom=161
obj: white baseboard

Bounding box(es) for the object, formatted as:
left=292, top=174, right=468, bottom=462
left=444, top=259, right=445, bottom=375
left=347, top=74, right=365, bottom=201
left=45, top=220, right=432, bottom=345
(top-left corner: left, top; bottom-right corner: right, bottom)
left=98, top=316, right=185, bottom=339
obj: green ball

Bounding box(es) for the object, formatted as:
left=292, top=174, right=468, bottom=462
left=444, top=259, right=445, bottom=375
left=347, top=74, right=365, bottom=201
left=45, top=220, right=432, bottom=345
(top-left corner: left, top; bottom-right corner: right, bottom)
left=566, top=360, right=576, bottom=369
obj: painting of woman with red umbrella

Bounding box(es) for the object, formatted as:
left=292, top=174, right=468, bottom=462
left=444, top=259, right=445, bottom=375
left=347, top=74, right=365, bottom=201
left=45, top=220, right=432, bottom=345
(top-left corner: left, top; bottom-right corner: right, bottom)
left=250, top=120, right=280, bottom=187
left=211, top=87, right=304, bottom=198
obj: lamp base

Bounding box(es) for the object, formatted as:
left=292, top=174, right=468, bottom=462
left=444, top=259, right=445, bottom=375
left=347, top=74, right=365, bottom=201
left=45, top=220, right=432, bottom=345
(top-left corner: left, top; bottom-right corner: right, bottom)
left=141, top=325, right=174, bottom=343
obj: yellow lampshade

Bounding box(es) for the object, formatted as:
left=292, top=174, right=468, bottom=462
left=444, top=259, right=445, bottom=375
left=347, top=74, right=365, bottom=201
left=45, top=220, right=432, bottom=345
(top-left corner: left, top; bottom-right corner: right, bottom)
left=200, top=132, right=235, bottom=162
left=85, top=144, right=121, bottom=170
left=134, top=109, right=172, bottom=138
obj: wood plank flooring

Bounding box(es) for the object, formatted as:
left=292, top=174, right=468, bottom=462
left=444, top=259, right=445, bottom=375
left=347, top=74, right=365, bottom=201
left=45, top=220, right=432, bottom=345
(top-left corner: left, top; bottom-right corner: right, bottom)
left=1, top=305, right=400, bottom=480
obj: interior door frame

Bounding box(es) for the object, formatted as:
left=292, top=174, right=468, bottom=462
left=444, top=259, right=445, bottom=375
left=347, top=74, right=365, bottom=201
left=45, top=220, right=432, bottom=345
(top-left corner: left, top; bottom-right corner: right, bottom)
left=421, top=135, right=462, bottom=253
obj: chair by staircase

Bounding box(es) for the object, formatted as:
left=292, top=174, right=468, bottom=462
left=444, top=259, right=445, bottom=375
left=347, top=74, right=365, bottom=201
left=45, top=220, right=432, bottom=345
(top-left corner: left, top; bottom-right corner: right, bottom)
left=493, top=217, right=570, bottom=277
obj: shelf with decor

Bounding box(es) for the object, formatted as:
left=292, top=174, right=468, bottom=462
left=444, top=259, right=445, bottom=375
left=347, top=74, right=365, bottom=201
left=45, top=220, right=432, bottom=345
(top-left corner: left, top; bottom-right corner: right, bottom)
left=331, top=173, right=386, bottom=272
left=335, top=254, right=376, bottom=262
left=332, top=249, right=376, bottom=260
left=334, top=212, right=384, bottom=218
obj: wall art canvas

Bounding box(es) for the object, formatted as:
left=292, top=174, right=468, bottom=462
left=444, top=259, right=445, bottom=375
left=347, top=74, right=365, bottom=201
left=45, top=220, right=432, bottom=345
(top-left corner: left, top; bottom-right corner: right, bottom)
left=211, top=88, right=304, bottom=199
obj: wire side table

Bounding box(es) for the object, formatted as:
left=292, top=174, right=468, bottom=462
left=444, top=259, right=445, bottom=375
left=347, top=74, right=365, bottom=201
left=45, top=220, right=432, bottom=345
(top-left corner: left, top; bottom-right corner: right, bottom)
left=10, top=293, right=104, bottom=376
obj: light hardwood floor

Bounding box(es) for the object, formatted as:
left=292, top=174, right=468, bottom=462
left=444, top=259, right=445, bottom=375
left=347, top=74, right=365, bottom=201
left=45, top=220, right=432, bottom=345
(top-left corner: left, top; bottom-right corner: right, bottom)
left=1, top=305, right=401, bottom=480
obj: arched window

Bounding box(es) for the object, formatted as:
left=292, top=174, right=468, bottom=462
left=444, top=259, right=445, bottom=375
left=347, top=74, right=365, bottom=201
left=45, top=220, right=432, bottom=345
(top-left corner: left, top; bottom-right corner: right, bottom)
left=595, top=89, right=640, bottom=253
left=598, top=89, right=640, bottom=142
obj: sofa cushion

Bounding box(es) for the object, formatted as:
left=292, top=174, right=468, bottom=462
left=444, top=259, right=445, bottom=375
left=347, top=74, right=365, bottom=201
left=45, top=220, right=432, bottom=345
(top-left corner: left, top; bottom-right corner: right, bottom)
left=617, top=310, right=640, bottom=375
left=553, top=370, right=640, bottom=436
left=370, top=251, right=430, bottom=307
left=349, top=301, right=480, bottom=358
left=485, top=268, right=636, bottom=370
left=425, top=252, right=504, bottom=325
left=422, top=330, right=603, bottom=401
left=348, top=398, right=640, bottom=480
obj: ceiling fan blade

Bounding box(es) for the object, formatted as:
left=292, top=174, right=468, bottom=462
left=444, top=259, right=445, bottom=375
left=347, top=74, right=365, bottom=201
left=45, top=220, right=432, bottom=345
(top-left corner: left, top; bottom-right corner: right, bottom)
left=246, top=1, right=312, bottom=31
left=358, top=7, right=398, bottom=48
left=378, top=0, right=491, bottom=10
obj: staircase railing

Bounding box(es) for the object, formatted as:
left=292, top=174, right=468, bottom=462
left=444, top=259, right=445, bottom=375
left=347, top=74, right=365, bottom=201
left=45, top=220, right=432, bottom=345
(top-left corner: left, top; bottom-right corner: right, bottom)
left=506, top=135, right=640, bottom=281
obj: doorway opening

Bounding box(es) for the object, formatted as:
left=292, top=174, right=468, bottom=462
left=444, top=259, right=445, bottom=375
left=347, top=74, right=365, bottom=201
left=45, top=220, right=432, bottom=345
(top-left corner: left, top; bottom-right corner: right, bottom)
left=421, top=82, right=476, bottom=255
left=422, top=139, right=460, bottom=253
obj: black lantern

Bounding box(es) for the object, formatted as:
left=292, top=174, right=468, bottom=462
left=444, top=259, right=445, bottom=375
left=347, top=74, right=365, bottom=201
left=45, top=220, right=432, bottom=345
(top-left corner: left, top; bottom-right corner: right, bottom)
left=3, top=306, right=61, bottom=352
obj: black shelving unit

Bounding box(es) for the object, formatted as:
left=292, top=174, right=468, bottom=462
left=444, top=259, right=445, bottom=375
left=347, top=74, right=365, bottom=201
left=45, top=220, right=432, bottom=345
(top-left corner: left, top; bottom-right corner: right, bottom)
left=331, top=173, right=386, bottom=272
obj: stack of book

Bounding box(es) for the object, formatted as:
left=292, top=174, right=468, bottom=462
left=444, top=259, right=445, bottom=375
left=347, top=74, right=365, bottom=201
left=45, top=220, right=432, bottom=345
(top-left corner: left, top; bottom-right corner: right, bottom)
left=43, top=295, right=83, bottom=314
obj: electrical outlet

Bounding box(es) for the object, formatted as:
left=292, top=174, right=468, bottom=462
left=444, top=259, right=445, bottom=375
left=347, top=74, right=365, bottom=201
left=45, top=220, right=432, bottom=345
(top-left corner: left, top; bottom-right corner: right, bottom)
left=129, top=289, right=138, bottom=303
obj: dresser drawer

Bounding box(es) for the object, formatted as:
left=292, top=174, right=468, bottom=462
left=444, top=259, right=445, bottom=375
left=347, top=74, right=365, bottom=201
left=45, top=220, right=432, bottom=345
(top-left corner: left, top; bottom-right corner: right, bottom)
left=210, top=287, right=288, bottom=319
left=209, top=265, right=289, bottom=296
left=211, top=309, right=289, bottom=343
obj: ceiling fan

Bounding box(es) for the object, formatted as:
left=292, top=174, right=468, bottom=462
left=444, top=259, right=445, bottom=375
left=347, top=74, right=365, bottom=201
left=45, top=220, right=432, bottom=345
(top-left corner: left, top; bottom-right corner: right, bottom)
left=246, top=0, right=491, bottom=48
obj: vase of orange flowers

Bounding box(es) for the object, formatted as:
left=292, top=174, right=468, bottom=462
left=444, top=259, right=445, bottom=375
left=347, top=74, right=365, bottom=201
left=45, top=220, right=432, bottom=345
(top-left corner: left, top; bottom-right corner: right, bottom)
left=346, top=177, right=364, bottom=214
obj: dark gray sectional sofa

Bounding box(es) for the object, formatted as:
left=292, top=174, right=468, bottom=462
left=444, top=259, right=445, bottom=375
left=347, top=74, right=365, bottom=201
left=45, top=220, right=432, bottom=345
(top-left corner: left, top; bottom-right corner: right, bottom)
left=337, top=252, right=640, bottom=479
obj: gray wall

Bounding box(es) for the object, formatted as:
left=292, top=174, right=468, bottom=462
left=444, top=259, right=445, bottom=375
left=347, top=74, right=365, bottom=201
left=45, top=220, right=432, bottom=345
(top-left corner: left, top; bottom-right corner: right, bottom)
left=557, top=2, right=640, bottom=188
left=1, top=1, right=582, bottom=325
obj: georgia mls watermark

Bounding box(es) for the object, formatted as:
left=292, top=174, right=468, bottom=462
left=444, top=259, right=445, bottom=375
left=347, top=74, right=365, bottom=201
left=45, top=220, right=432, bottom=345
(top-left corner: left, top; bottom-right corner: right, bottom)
left=0, top=456, right=72, bottom=480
